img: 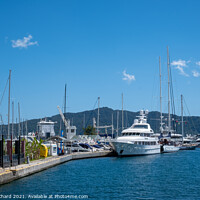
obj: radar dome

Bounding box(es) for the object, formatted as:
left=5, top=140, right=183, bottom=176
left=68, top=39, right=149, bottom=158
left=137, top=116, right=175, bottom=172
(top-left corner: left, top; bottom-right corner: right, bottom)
left=140, top=110, right=144, bottom=115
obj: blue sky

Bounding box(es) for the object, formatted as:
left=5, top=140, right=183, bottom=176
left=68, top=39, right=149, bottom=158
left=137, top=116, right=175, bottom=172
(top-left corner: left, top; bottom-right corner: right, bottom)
left=0, top=0, right=200, bottom=121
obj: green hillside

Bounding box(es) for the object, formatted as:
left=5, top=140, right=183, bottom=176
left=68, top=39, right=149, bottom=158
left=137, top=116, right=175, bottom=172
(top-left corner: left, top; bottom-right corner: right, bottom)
left=1, top=107, right=200, bottom=138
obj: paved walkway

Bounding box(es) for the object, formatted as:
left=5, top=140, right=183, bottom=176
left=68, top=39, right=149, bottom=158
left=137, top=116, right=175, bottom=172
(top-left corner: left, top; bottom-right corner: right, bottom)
left=0, top=155, right=68, bottom=176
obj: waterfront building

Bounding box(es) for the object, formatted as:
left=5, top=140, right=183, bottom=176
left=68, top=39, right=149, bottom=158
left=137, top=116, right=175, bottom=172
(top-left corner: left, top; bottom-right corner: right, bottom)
left=37, top=119, right=56, bottom=139
left=65, top=119, right=77, bottom=139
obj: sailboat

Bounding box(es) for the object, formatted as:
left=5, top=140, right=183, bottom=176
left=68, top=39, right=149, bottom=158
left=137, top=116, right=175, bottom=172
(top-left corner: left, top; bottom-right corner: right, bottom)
left=179, top=95, right=197, bottom=150
left=159, top=48, right=180, bottom=153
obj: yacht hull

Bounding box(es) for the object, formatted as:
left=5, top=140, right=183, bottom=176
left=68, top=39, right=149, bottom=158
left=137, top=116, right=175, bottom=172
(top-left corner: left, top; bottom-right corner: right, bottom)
left=180, top=145, right=196, bottom=150
left=162, top=145, right=180, bottom=153
left=112, top=141, right=161, bottom=156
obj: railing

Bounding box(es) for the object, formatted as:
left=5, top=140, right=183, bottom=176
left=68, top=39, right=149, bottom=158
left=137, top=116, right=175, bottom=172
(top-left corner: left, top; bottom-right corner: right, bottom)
left=19, top=153, right=25, bottom=164
left=0, top=136, right=25, bottom=168
left=3, top=155, right=10, bottom=168
left=12, top=154, right=19, bottom=166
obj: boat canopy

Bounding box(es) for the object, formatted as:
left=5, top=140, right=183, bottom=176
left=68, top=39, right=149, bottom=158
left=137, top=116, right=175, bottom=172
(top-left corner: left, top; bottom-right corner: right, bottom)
left=79, top=143, right=93, bottom=149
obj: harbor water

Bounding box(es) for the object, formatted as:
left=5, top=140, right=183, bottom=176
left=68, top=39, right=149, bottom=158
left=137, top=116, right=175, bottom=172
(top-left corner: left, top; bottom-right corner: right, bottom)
left=0, top=149, right=200, bottom=200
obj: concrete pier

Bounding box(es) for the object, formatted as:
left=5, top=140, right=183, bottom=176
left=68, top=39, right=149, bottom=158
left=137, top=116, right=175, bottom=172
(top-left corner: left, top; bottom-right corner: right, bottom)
left=0, top=151, right=112, bottom=185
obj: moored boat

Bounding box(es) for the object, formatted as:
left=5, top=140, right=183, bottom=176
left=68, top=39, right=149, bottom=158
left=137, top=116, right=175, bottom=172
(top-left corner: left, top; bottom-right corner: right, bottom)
left=156, top=54, right=180, bottom=154
left=111, top=110, right=160, bottom=156
left=160, top=138, right=180, bottom=153
left=179, top=143, right=197, bottom=150
left=162, top=145, right=180, bottom=153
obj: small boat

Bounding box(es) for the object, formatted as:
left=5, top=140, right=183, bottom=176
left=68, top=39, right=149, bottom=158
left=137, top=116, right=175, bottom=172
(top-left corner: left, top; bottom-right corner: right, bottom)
left=162, top=145, right=180, bottom=153
left=180, top=134, right=198, bottom=150
left=91, top=144, right=105, bottom=151
left=179, top=143, right=197, bottom=150
left=79, top=143, right=94, bottom=151
left=66, top=143, right=92, bottom=152
left=96, top=143, right=112, bottom=150
left=160, top=138, right=180, bottom=153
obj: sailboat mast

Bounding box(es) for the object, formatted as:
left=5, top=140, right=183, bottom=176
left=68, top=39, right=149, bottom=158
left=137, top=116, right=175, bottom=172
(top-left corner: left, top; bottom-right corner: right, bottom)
left=0, top=115, right=3, bottom=137
left=97, top=97, right=100, bottom=134
left=117, top=111, right=119, bottom=137
left=167, top=46, right=171, bottom=132
left=18, top=102, right=21, bottom=137
left=12, top=101, right=14, bottom=138
left=159, top=56, right=163, bottom=133
left=64, top=84, right=67, bottom=137
left=122, top=93, right=124, bottom=131
left=64, top=84, right=66, bottom=118
left=8, top=70, right=11, bottom=139
left=22, top=119, right=24, bottom=136
left=83, top=113, right=85, bottom=129
left=26, top=120, right=28, bottom=136
left=181, top=94, right=184, bottom=137
left=112, top=113, right=113, bottom=138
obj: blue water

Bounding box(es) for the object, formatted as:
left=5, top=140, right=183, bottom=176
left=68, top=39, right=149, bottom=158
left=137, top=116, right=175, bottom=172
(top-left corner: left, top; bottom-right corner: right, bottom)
left=1, top=149, right=200, bottom=200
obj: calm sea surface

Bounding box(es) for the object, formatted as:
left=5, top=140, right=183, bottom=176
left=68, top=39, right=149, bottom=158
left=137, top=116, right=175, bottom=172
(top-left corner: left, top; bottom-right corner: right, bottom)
left=1, top=149, right=200, bottom=200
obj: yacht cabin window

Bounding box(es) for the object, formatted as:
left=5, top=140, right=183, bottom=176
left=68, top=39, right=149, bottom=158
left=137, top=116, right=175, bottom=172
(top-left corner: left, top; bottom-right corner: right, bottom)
left=122, top=132, right=151, bottom=137
left=133, top=125, right=148, bottom=129
left=133, top=141, right=157, bottom=145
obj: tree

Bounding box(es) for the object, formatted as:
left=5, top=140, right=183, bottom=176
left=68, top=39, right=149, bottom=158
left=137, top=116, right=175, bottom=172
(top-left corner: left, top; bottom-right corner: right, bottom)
left=83, top=125, right=96, bottom=135
left=25, top=138, right=43, bottom=160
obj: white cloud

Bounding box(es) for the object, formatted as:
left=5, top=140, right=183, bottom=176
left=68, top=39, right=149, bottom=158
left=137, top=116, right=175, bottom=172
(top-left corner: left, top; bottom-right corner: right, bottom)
left=175, top=66, right=189, bottom=77
left=196, top=61, right=200, bottom=66
left=11, top=35, right=38, bottom=48
left=122, top=70, right=136, bottom=83
left=171, top=59, right=187, bottom=67
left=171, top=59, right=189, bottom=77
left=192, top=70, right=200, bottom=77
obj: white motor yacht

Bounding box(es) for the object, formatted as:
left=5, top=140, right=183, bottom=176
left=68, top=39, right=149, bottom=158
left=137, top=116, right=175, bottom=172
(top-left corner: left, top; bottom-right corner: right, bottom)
left=112, top=110, right=160, bottom=156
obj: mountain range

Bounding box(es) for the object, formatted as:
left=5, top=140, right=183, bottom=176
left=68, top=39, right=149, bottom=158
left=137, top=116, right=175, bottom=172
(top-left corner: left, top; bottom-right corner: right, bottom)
left=1, top=107, right=200, bottom=138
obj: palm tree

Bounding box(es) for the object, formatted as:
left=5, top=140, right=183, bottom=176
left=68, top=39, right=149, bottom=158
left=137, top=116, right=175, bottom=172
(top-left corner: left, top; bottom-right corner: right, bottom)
left=25, top=138, right=43, bottom=160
